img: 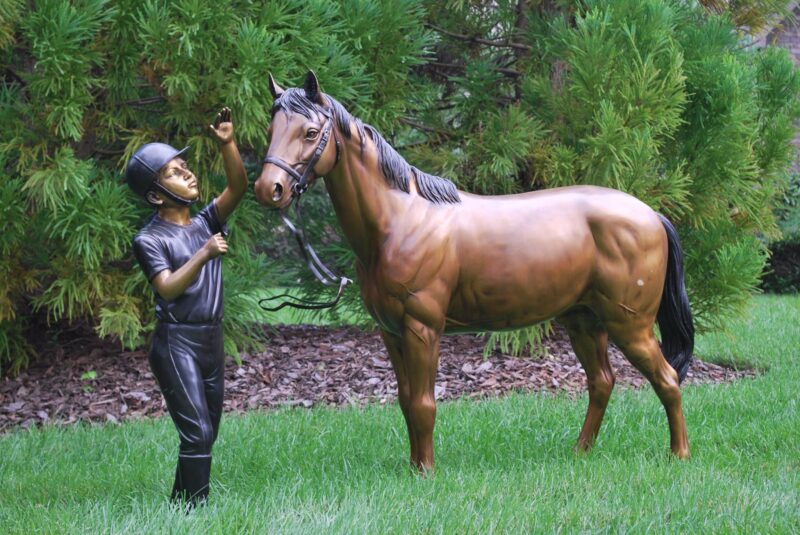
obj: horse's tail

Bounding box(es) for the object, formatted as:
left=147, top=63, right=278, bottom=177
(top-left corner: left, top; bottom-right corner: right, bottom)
left=656, top=214, right=694, bottom=383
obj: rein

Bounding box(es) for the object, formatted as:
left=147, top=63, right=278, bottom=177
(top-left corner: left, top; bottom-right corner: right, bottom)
left=258, top=109, right=351, bottom=312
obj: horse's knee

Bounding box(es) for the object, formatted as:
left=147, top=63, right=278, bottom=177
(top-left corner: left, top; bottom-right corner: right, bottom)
left=654, top=366, right=682, bottom=406
left=409, top=396, right=436, bottom=431
left=410, top=396, right=436, bottom=416
left=588, top=370, right=615, bottom=401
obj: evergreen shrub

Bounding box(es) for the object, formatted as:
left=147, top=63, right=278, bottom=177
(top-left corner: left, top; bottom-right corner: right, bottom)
left=1, top=0, right=798, bottom=371
left=0, top=0, right=433, bottom=373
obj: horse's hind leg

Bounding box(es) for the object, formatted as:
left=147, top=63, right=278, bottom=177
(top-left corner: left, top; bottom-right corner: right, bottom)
left=379, top=329, right=418, bottom=465
left=558, top=310, right=615, bottom=452
left=608, top=322, right=690, bottom=458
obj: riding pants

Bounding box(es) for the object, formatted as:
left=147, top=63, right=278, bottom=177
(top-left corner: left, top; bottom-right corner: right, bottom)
left=149, top=321, right=225, bottom=505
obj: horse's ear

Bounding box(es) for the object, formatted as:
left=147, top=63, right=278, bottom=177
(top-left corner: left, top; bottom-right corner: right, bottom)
left=304, top=70, right=325, bottom=106
left=268, top=73, right=284, bottom=99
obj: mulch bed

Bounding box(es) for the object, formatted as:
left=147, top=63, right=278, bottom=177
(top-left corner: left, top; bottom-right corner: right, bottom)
left=0, top=324, right=755, bottom=433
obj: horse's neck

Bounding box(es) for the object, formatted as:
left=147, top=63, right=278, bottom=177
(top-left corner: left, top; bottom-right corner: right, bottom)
left=324, top=133, right=396, bottom=265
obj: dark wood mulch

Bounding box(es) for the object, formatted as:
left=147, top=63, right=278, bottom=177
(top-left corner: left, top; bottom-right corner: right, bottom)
left=0, top=324, right=755, bottom=432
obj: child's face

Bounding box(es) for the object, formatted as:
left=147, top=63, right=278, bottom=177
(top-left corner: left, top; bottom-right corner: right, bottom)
left=158, top=158, right=200, bottom=202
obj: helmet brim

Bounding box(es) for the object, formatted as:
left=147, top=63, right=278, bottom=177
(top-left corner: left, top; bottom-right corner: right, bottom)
left=156, top=146, right=190, bottom=174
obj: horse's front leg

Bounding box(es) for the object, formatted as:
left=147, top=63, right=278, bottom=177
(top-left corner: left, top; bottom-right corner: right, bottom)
left=379, top=329, right=418, bottom=465
left=402, top=315, right=441, bottom=472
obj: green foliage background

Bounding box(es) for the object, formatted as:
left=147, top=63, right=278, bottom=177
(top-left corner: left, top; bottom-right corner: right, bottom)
left=404, top=0, right=799, bottom=336
left=1, top=0, right=798, bottom=373
left=762, top=172, right=800, bottom=292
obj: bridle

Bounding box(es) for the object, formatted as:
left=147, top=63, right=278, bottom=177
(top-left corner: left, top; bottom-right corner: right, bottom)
left=258, top=106, right=351, bottom=312
left=262, top=107, right=340, bottom=198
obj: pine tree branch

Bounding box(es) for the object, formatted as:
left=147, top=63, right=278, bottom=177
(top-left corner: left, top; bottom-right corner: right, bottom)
left=425, top=23, right=532, bottom=51
left=429, top=61, right=522, bottom=78
left=396, top=136, right=452, bottom=151
left=93, top=147, right=126, bottom=156
left=399, top=117, right=453, bottom=138
left=3, top=67, right=25, bottom=87
left=395, top=139, right=434, bottom=150
left=121, top=96, right=165, bottom=106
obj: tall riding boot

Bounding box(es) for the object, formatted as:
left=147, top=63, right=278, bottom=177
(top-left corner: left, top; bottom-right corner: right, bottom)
left=170, top=455, right=212, bottom=508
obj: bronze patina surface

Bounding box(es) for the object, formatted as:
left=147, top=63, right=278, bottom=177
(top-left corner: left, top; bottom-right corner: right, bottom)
left=255, top=73, right=694, bottom=471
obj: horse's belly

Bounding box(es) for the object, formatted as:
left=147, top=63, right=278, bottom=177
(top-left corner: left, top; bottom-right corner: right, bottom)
left=445, top=252, right=594, bottom=332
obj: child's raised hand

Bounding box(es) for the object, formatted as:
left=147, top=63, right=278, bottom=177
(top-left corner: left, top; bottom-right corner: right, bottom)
left=209, top=107, right=234, bottom=145
left=204, top=233, right=228, bottom=258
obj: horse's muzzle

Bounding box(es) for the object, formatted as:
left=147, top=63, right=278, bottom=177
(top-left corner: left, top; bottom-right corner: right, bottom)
left=254, top=166, right=291, bottom=208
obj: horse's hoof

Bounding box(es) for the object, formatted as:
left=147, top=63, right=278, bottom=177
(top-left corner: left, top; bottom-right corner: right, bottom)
left=410, top=460, right=435, bottom=476
left=671, top=448, right=691, bottom=460
left=418, top=465, right=435, bottom=477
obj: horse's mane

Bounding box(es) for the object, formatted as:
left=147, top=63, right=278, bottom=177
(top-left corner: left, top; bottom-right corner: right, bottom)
left=271, top=89, right=461, bottom=204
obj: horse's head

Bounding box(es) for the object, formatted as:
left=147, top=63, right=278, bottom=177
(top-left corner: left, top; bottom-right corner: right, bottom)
left=254, top=71, right=340, bottom=209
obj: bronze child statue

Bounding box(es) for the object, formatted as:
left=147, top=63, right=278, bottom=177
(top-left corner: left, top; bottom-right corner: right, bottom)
left=125, top=107, right=246, bottom=507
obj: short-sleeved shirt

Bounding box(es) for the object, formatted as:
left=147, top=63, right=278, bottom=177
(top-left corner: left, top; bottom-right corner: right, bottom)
left=133, top=200, right=228, bottom=324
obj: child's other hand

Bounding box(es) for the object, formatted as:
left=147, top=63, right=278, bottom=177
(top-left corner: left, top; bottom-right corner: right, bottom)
left=209, top=107, right=234, bottom=144
left=204, top=233, right=228, bottom=258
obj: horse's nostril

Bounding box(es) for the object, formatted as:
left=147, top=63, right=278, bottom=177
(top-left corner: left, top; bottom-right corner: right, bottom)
left=272, top=183, right=283, bottom=202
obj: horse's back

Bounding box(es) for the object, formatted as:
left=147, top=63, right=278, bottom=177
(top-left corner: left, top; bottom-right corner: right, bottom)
left=459, top=185, right=656, bottom=219
left=454, top=185, right=662, bottom=252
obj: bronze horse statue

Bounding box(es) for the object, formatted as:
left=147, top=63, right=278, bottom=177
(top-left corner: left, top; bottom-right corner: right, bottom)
left=255, top=72, right=694, bottom=470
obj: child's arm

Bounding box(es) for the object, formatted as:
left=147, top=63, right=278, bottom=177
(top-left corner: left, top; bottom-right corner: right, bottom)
left=151, top=233, right=227, bottom=301
left=209, top=107, right=247, bottom=223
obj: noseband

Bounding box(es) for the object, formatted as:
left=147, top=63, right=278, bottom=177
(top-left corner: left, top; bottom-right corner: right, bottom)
left=262, top=108, right=340, bottom=197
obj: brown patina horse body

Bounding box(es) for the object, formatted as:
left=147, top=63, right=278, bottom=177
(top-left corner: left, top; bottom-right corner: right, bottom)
left=255, top=72, right=694, bottom=470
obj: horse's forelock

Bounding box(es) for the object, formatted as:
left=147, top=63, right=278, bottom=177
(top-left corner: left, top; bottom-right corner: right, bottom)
left=270, top=88, right=325, bottom=120
left=271, top=90, right=354, bottom=140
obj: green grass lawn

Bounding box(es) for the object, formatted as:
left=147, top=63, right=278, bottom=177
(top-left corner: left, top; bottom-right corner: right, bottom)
left=1, top=295, right=798, bottom=533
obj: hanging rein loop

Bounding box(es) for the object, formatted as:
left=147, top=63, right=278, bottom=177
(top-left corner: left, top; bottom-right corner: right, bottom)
left=258, top=200, right=352, bottom=312
left=259, top=109, right=350, bottom=312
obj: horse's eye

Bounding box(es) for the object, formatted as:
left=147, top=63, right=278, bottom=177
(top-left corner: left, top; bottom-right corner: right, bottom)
left=305, top=129, right=319, bottom=140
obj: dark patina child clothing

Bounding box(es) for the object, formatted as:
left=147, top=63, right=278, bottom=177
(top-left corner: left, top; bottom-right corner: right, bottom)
left=132, top=200, right=227, bottom=502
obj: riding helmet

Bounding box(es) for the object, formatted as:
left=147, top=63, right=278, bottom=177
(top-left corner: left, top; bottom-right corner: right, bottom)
left=125, top=142, right=190, bottom=197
